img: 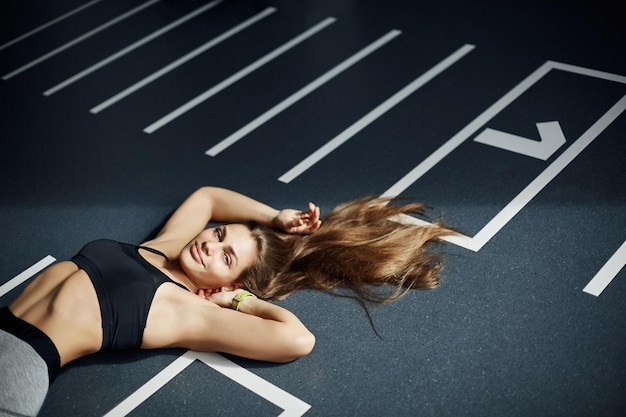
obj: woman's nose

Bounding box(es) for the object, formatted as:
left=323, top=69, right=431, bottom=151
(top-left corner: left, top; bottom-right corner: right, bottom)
left=204, top=241, right=222, bottom=255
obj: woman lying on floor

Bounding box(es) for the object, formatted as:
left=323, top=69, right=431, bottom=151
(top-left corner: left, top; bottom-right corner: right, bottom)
left=0, top=186, right=455, bottom=417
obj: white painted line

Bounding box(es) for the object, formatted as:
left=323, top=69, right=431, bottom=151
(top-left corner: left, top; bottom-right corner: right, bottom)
left=0, top=0, right=104, bottom=51
left=550, top=61, right=626, bottom=84
left=383, top=62, right=626, bottom=200
left=102, top=352, right=194, bottom=417
left=2, top=0, right=162, bottom=80
left=0, top=255, right=56, bottom=298
left=382, top=61, right=554, bottom=199
left=471, top=94, right=626, bottom=250
left=143, top=17, right=337, bottom=134
left=194, top=351, right=311, bottom=417
left=392, top=214, right=476, bottom=251
left=383, top=62, right=626, bottom=253
left=91, top=7, right=276, bottom=114
left=391, top=214, right=474, bottom=250
left=43, top=0, right=224, bottom=96
left=278, top=43, right=476, bottom=183
left=206, top=29, right=402, bottom=156
left=104, top=351, right=311, bottom=417
left=583, top=240, right=626, bottom=296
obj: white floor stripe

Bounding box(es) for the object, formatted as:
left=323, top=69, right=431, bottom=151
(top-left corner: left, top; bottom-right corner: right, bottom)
left=2, top=0, right=162, bottom=80
left=194, top=351, right=311, bottom=417
left=278, top=43, right=475, bottom=183
left=102, top=352, right=195, bottom=417
left=143, top=17, right=337, bottom=134
left=0, top=255, right=56, bottom=299
left=382, top=62, right=626, bottom=199
left=0, top=0, right=104, bottom=51
left=583, top=240, right=626, bottom=296
left=392, top=213, right=476, bottom=250
left=104, top=350, right=311, bottom=417
left=43, top=0, right=224, bottom=96
left=470, top=94, right=626, bottom=250
left=91, top=7, right=276, bottom=114
left=206, top=29, right=402, bottom=156
left=382, top=61, right=554, bottom=199
left=551, top=61, right=626, bottom=84
left=383, top=62, right=626, bottom=253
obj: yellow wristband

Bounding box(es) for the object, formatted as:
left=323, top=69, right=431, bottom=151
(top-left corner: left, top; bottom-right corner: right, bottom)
left=232, top=290, right=257, bottom=311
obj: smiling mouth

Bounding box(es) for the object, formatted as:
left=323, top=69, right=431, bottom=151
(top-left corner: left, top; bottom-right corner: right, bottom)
left=191, top=242, right=205, bottom=267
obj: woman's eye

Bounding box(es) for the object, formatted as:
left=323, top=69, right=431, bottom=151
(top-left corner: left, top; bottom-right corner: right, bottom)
left=216, top=228, right=223, bottom=240
left=224, top=253, right=231, bottom=266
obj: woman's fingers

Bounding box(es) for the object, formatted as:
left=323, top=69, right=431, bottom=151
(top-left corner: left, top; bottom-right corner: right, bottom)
left=274, top=203, right=321, bottom=234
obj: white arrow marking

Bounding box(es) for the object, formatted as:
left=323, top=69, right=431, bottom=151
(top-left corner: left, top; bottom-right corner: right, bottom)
left=473, top=121, right=566, bottom=160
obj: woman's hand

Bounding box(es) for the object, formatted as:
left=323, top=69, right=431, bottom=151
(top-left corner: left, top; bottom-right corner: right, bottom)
left=197, top=287, right=243, bottom=308
left=272, top=202, right=321, bottom=234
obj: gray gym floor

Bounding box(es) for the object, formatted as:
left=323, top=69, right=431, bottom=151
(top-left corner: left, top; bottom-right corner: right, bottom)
left=1, top=0, right=624, bottom=416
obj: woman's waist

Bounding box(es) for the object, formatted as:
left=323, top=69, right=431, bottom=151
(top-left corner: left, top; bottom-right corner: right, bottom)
left=9, top=268, right=103, bottom=364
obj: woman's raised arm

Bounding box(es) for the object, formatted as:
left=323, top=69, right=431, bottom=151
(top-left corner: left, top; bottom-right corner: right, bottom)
left=187, top=290, right=315, bottom=363
left=143, top=187, right=320, bottom=258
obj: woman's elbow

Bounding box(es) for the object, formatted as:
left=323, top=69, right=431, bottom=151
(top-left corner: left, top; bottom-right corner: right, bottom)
left=278, top=330, right=316, bottom=363
left=295, top=330, right=316, bottom=357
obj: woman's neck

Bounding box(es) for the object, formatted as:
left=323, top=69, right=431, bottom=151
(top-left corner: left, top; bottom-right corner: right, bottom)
left=162, top=259, right=200, bottom=294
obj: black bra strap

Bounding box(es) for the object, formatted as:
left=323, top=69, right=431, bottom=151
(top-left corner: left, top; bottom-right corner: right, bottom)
left=139, top=246, right=169, bottom=262
left=137, top=245, right=189, bottom=292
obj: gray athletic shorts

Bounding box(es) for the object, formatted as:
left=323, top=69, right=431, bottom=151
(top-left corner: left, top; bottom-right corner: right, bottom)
left=0, top=329, right=49, bottom=417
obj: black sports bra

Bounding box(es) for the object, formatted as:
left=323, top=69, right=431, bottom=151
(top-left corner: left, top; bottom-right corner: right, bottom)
left=71, top=239, right=189, bottom=350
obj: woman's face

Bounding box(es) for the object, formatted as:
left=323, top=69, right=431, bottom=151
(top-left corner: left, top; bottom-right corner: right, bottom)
left=180, top=224, right=258, bottom=290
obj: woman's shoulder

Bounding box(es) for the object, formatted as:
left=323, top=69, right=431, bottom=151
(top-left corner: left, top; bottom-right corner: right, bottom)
left=142, top=286, right=219, bottom=349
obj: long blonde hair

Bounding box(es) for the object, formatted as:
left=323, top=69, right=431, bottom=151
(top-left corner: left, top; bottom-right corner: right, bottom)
left=240, top=196, right=456, bottom=304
